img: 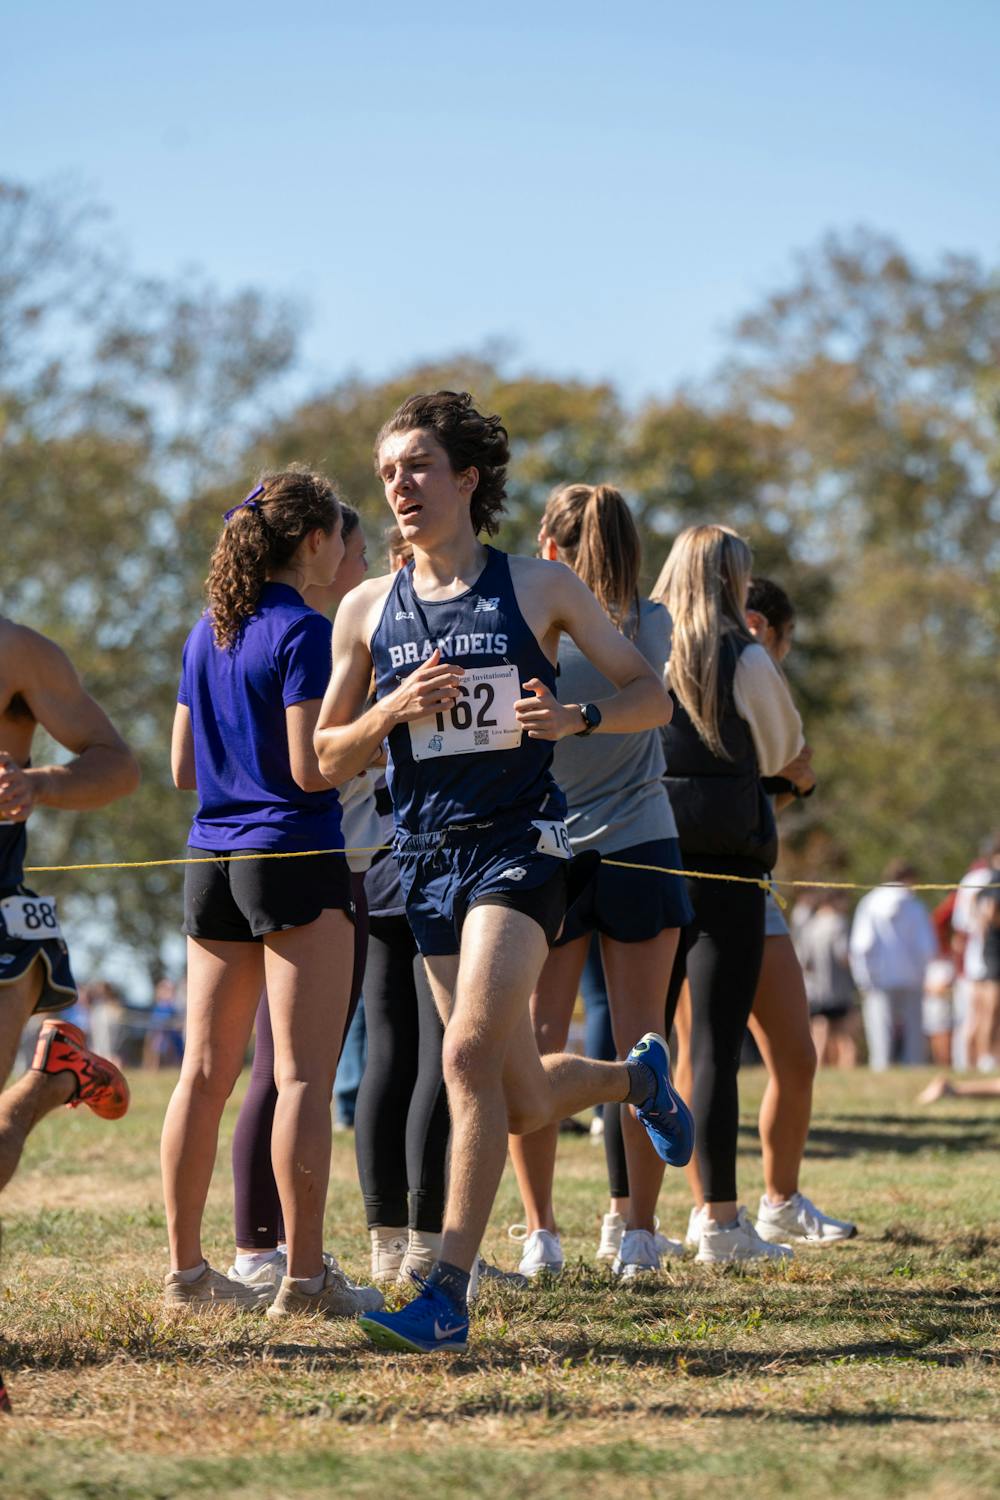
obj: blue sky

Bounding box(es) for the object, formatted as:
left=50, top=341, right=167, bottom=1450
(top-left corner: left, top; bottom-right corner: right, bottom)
left=7, top=1, right=999, bottom=402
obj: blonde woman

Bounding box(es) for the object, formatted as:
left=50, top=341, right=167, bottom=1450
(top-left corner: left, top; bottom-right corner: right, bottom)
left=654, top=525, right=802, bottom=1262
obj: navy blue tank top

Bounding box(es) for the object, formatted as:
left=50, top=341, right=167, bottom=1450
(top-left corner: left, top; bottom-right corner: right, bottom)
left=371, top=547, right=566, bottom=834
left=0, top=821, right=27, bottom=890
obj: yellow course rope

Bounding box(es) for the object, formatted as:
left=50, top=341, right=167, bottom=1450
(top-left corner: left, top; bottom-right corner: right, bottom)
left=22, top=847, right=999, bottom=910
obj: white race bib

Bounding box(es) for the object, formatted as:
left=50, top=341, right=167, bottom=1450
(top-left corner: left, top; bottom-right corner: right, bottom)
left=410, top=664, right=523, bottom=761
left=1, top=894, right=63, bottom=941
left=531, top=819, right=572, bottom=860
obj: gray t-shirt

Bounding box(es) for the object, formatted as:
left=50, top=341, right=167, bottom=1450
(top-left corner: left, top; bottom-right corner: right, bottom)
left=554, top=599, right=678, bottom=853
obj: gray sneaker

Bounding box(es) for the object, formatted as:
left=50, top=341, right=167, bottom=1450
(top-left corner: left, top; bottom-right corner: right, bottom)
left=163, top=1262, right=271, bottom=1311
left=267, top=1261, right=385, bottom=1320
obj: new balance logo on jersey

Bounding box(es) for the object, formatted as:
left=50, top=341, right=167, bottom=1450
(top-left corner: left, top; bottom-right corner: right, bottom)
left=500, top=867, right=527, bottom=881
left=473, top=597, right=500, bottom=612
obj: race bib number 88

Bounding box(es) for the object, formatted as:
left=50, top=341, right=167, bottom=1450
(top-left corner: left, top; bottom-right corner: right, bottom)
left=1, top=894, right=62, bottom=941
left=410, top=664, right=523, bottom=761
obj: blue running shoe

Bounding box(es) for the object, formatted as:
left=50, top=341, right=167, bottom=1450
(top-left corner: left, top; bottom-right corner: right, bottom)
left=359, top=1274, right=469, bottom=1354
left=627, top=1032, right=694, bottom=1167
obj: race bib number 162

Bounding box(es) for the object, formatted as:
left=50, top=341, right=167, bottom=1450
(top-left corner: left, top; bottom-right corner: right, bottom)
left=410, top=663, right=523, bottom=761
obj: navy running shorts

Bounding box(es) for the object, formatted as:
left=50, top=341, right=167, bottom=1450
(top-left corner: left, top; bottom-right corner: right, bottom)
left=395, top=817, right=599, bottom=957
left=554, top=837, right=694, bottom=947
left=183, top=847, right=354, bottom=943
left=0, top=885, right=77, bottom=1013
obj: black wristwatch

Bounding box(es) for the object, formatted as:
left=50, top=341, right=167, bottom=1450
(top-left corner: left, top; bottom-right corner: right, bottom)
left=576, top=702, right=602, bottom=737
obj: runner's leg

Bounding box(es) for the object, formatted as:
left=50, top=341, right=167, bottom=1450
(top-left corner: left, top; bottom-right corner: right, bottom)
left=160, top=938, right=263, bottom=1271
left=600, top=927, right=679, bottom=1231
left=425, top=905, right=631, bottom=1273
left=507, top=935, right=589, bottom=1233
left=265, top=907, right=354, bottom=1279
left=0, top=965, right=74, bottom=1193
left=745, top=934, right=817, bottom=1202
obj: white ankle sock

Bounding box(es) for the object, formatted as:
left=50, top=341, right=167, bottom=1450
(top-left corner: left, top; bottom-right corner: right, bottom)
left=234, top=1250, right=280, bottom=1277
left=173, top=1260, right=206, bottom=1282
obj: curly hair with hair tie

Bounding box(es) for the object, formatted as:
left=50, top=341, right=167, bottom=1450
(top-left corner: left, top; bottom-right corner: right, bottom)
left=374, top=390, right=510, bottom=536
left=206, top=467, right=340, bottom=650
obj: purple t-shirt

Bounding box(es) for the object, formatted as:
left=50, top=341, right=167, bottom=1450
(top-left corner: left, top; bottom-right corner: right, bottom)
left=177, top=582, right=342, bottom=852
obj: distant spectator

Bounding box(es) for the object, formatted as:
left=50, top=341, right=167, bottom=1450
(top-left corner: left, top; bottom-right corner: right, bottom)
left=951, top=835, right=1000, bottom=1068
left=142, top=979, right=184, bottom=1070
left=922, top=953, right=956, bottom=1069
left=849, top=860, right=937, bottom=1070
left=796, top=892, right=859, bottom=1067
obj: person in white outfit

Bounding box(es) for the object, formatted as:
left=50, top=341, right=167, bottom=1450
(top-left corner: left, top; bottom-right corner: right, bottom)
left=849, top=860, right=937, bottom=1070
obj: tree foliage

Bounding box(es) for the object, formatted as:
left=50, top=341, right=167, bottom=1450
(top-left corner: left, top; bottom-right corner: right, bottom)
left=1, top=187, right=996, bottom=986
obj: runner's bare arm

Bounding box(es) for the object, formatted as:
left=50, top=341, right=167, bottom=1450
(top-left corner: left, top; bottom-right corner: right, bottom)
left=512, top=560, right=671, bottom=741
left=314, top=578, right=464, bottom=784
left=171, top=704, right=197, bottom=790
left=0, top=628, right=140, bottom=819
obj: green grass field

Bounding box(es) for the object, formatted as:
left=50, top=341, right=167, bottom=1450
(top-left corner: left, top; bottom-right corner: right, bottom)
left=1, top=1067, right=998, bottom=1500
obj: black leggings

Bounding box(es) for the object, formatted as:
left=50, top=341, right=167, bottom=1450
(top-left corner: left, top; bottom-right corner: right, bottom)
left=354, top=914, right=450, bottom=1231
left=665, top=867, right=766, bottom=1204
left=231, top=875, right=369, bottom=1249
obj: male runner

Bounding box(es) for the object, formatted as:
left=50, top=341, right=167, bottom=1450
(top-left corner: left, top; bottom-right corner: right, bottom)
left=314, top=391, right=693, bottom=1352
left=0, top=620, right=139, bottom=1188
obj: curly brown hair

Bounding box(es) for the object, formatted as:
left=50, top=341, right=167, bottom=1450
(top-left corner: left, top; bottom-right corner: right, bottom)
left=374, top=391, right=510, bottom=536
left=206, top=467, right=340, bottom=649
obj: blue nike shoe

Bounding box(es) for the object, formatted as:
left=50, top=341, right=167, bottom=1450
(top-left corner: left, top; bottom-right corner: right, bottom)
left=359, top=1274, right=469, bottom=1354
left=627, top=1031, right=694, bottom=1167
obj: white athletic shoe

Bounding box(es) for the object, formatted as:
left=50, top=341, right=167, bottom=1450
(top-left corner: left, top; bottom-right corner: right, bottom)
left=596, top=1212, right=625, bottom=1262
left=755, top=1193, right=857, bottom=1244
left=397, top=1228, right=441, bottom=1283
left=371, top=1227, right=409, bottom=1284
left=589, top=1114, right=605, bottom=1141
left=225, top=1252, right=286, bottom=1302
left=685, top=1204, right=707, bottom=1247
left=510, top=1225, right=564, bottom=1277
left=695, top=1207, right=793, bottom=1264
left=613, top=1227, right=660, bottom=1280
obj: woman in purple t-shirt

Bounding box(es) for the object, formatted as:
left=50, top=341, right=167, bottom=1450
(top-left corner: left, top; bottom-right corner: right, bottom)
left=161, top=468, right=379, bottom=1318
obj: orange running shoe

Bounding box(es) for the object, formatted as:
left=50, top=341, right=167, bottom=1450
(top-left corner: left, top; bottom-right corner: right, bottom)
left=31, top=1020, right=130, bottom=1120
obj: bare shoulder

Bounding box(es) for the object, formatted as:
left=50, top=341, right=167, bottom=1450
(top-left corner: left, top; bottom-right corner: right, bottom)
left=508, top=554, right=577, bottom=613
left=1, top=621, right=76, bottom=687
left=336, top=572, right=396, bottom=647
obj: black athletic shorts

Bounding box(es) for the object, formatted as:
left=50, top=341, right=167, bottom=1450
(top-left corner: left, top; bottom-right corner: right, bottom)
left=0, top=884, right=77, bottom=1013
left=554, top=837, right=694, bottom=946
left=183, top=847, right=354, bottom=943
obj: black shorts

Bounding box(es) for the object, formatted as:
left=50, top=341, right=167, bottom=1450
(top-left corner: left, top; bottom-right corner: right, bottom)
left=554, top=837, right=694, bottom=946
left=183, top=847, right=354, bottom=943
left=0, top=885, right=77, bottom=1013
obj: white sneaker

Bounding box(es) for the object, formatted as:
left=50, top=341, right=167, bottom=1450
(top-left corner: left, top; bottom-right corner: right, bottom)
left=371, top=1227, right=409, bottom=1284
left=596, top=1211, right=625, bottom=1261
left=652, top=1226, right=686, bottom=1258
left=589, top=1114, right=605, bottom=1141
left=755, top=1192, right=857, bottom=1244
left=397, top=1228, right=441, bottom=1282
left=685, top=1205, right=707, bottom=1247
left=695, top=1207, right=793, bottom=1264
left=509, top=1225, right=564, bottom=1277
left=613, top=1227, right=660, bottom=1280
left=225, top=1251, right=286, bottom=1302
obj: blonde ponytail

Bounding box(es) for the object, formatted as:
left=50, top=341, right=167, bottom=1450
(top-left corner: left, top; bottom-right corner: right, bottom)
left=651, top=524, right=753, bottom=759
